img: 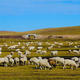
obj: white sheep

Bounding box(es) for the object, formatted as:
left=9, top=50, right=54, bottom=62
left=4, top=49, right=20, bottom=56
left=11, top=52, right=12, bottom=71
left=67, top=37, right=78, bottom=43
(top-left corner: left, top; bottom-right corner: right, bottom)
left=28, top=46, right=35, bottom=50
left=0, top=51, right=2, bottom=55
left=9, top=58, right=14, bottom=66
left=24, top=50, right=31, bottom=55
left=48, top=46, right=53, bottom=50
left=36, top=50, right=46, bottom=55
left=21, top=46, right=25, bottom=49
left=50, top=57, right=64, bottom=65
left=38, top=42, right=42, bottom=46
left=26, top=43, right=30, bottom=46
left=16, top=49, right=20, bottom=52
left=73, top=50, right=80, bottom=54
left=30, top=57, right=40, bottom=68
left=18, top=42, right=21, bottom=45
left=51, top=51, right=58, bottom=56
left=39, top=58, right=52, bottom=70
left=36, top=50, right=41, bottom=54
left=37, top=47, right=43, bottom=50
left=14, top=57, right=19, bottom=66
left=40, top=50, right=47, bottom=55
left=7, top=54, right=12, bottom=59
left=18, top=51, right=23, bottom=56
left=71, top=57, right=79, bottom=62
left=45, top=42, right=51, bottom=45
left=0, top=47, right=2, bottom=51
left=63, top=59, right=79, bottom=70
left=19, top=54, right=27, bottom=65
left=0, top=57, right=9, bottom=67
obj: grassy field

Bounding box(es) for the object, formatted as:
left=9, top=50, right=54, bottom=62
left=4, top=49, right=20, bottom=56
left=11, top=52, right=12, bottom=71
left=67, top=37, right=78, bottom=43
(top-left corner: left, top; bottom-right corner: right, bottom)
left=0, top=39, right=80, bottom=80
left=0, top=37, right=79, bottom=79
left=0, top=65, right=80, bottom=80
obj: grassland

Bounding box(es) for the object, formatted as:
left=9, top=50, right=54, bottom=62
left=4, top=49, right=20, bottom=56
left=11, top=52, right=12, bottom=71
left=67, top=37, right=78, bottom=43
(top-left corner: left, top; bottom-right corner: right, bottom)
left=0, top=65, right=80, bottom=80
left=0, top=38, right=79, bottom=80
left=0, top=26, right=80, bottom=80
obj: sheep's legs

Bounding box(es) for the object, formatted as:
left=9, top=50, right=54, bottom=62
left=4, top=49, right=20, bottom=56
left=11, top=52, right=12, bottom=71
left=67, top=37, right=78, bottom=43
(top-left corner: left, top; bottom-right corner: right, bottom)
left=11, top=63, right=14, bottom=67
left=40, top=66, right=42, bottom=70
left=4, top=63, right=8, bottom=67
left=35, top=65, right=37, bottom=69
left=28, top=61, right=30, bottom=65
left=71, top=66, right=73, bottom=70
left=63, top=65, right=66, bottom=69
left=44, top=66, right=46, bottom=70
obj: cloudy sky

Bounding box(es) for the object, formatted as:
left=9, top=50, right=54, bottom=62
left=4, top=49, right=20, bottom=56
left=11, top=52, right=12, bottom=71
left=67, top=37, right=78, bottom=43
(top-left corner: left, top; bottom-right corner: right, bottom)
left=0, top=0, right=80, bottom=32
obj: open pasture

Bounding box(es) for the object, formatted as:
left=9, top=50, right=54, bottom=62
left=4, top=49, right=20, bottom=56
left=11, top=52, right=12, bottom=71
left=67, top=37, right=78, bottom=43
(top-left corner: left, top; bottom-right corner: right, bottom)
left=0, top=65, right=80, bottom=80
left=0, top=38, right=79, bottom=80
left=0, top=38, right=80, bottom=57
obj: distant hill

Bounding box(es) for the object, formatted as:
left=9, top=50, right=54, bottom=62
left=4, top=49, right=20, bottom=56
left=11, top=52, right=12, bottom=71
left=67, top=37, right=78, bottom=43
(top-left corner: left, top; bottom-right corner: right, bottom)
left=0, top=31, right=23, bottom=36
left=24, top=26, right=80, bottom=35
left=0, top=26, right=80, bottom=35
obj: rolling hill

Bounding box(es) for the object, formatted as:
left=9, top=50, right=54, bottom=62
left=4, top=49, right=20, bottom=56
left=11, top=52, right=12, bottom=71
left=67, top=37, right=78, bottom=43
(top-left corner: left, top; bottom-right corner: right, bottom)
left=24, top=26, right=80, bottom=35
left=0, top=26, right=80, bottom=35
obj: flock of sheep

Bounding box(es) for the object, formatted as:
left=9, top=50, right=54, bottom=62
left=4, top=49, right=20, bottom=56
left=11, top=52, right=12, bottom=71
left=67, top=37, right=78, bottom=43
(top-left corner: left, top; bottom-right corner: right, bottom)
left=30, top=56, right=80, bottom=70
left=0, top=41, right=80, bottom=70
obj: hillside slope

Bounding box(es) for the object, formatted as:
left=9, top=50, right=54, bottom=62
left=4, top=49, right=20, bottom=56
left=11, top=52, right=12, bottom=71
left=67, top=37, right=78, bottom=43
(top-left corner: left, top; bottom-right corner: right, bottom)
left=24, top=26, right=80, bottom=35
left=0, top=26, right=80, bottom=35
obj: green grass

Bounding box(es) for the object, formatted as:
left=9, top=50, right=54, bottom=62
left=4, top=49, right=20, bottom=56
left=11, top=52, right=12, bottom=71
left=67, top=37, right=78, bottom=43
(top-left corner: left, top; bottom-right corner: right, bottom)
left=0, top=65, right=80, bottom=80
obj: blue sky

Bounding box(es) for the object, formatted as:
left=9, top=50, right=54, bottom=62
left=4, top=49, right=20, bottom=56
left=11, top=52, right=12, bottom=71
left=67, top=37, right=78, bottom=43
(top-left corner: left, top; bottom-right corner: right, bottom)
left=0, top=0, right=80, bottom=32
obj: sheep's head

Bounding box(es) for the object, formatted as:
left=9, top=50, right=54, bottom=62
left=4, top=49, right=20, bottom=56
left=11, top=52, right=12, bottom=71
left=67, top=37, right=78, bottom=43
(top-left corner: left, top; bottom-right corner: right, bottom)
left=76, top=62, right=80, bottom=68
left=11, top=52, right=14, bottom=55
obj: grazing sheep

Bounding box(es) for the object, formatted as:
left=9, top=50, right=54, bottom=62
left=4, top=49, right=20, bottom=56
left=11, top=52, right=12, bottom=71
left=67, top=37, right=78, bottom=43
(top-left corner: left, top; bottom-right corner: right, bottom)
left=63, top=59, right=79, bottom=70
left=30, top=57, right=40, bottom=68
left=36, top=50, right=41, bottom=54
left=68, top=50, right=72, bottom=53
left=8, top=45, right=18, bottom=49
left=40, top=50, right=47, bottom=55
left=0, top=57, right=9, bottom=67
left=46, top=42, right=51, bottom=45
left=18, top=42, right=20, bottom=45
left=58, top=43, right=63, bottom=46
left=0, top=51, right=1, bottom=54
left=24, top=50, right=31, bottom=55
left=51, top=51, right=58, bottom=56
left=21, top=46, right=25, bottom=49
left=48, top=58, right=56, bottom=67
left=71, top=57, right=79, bottom=62
left=7, top=54, right=12, bottom=59
left=18, top=51, right=22, bottom=56
left=74, top=46, right=78, bottom=48
left=20, top=57, right=27, bottom=65
left=73, top=50, right=80, bottom=54
left=39, top=58, right=52, bottom=70
left=14, top=57, right=19, bottom=66
left=9, top=58, right=14, bottom=66
left=50, top=57, right=64, bottom=65
left=16, top=49, right=20, bottom=52
left=28, top=46, right=35, bottom=50
left=19, top=54, right=27, bottom=65
left=48, top=46, right=53, bottom=50
left=38, top=42, right=42, bottom=46
left=0, top=47, right=2, bottom=51
left=37, top=47, right=43, bottom=50
left=36, top=50, right=46, bottom=55
left=26, top=43, right=30, bottom=47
